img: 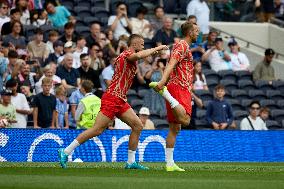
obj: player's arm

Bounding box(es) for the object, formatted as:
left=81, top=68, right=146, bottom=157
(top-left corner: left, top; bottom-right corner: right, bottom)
left=33, top=107, right=39, bottom=128
left=127, top=45, right=168, bottom=62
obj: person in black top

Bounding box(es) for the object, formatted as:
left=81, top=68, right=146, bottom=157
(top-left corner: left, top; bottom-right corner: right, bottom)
left=44, top=40, right=64, bottom=66
left=86, top=22, right=101, bottom=48
left=59, top=22, right=77, bottom=44
left=32, top=77, right=56, bottom=128
left=1, top=8, right=24, bottom=36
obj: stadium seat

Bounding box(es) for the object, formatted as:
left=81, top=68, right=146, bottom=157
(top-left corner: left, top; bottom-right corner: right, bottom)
left=194, top=90, right=213, bottom=101
left=282, top=120, right=284, bottom=128
left=277, top=100, right=284, bottom=108
left=61, top=1, right=74, bottom=10
left=248, top=90, right=267, bottom=100
left=233, top=110, right=248, bottom=120
left=74, top=6, right=90, bottom=15
left=195, top=119, right=209, bottom=129
left=78, top=1, right=92, bottom=7
left=231, top=89, right=250, bottom=100
left=128, top=1, right=143, bottom=17
left=149, top=112, right=162, bottom=120
left=272, top=80, right=284, bottom=92
left=220, top=79, right=238, bottom=91
left=130, top=99, right=144, bottom=111
left=83, top=17, right=101, bottom=26
left=203, top=69, right=220, bottom=82
left=266, top=120, right=282, bottom=130
left=255, top=80, right=274, bottom=90
left=163, top=0, right=178, bottom=14
left=234, top=120, right=241, bottom=130
left=271, top=109, right=284, bottom=123
left=137, top=89, right=149, bottom=99
left=235, top=70, right=252, bottom=81
left=91, top=7, right=109, bottom=18
left=218, top=70, right=238, bottom=82
left=93, top=0, right=106, bottom=8
left=266, top=90, right=283, bottom=100
left=196, top=110, right=206, bottom=120
left=238, top=80, right=256, bottom=90
left=202, top=100, right=211, bottom=109
left=241, top=99, right=253, bottom=109
left=75, top=26, right=90, bottom=37
left=260, top=99, right=278, bottom=110
left=75, top=17, right=87, bottom=27
left=206, top=79, right=218, bottom=91
left=202, top=61, right=211, bottom=70
left=153, top=119, right=169, bottom=130
left=127, top=89, right=139, bottom=103
left=226, top=99, right=243, bottom=110
left=40, top=24, right=54, bottom=41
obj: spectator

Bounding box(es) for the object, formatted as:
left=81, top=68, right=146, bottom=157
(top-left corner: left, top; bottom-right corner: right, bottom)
left=77, top=53, right=101, bottom=90
left=108, top=1, right=132, bottom=40
left=27, top=28, right=50, bottom=62
left=72, top=36, right=88, bottom=69
left=15, top=0, right=30, bottom=25
left=105, top=28, right=118, bottom=50
left=222, top=0, right=241, bottom=21
left=35, top=64, right=61, bottom=94
left=0, top=0, right=10, bottom=32
left=68, top=82, right=85, bottom=129
left=56, top=53, right=80, bottom=90
left=89, top=43, right=105, bottom=73
left=275, top=0, right=284, bottom=20
left=16, top=63, right=36, bottom=93
left=255, top=0, right=275, bottom=22
left=206, top=84, right=235, bottom=130
left=44, top=0, right=75, bottom=28
left=193, top=60, right=208, bottom=91
left=5, top=50, right=19, bottom=82
left=86, top=22, right=101, bottom=48
left=45, top=40, right=64, bottom=66
left=57, top=41, right=75, bottom=64
left=259, top=106, right=270, bottom=122
left=98, top=32, right=116, bottom=59
left=59, top=22, right=77, bottom=44
left=138, top=107, right=155, bottom=130
left=187, top=0, right=210, bottom=35
left=203, top=30, right=218, bottom=51
left=152, top=17, right=178, bottom=46
left=201, top=37, right=232, bottom=72
left=131, top=6, right=153, bottom=40
left=228, top=38, right=250, bottom=71
left=0, top=54, right=8, bottom=92
left=55, top=85, right=69, bottom=129
left=1, top=8, right=23, bottom=36
left=149, top=6, right=164, bottom=34
left=143, top=59, right=166, bottom=117
left=2, top=20, right=26, bottom=49
left=36, top=9, right=49, bottom=26
left=6, top=78, right=31, bottom=128
left=137, top=55, right=153, bottom=87
left=75, top=80, right=101, bottom=129
left=46, top=30, right=59, bottom=54
left=187, top=92, right=203, bottom=130
left=32, top=77, right=56, bottom=128
left=240, top=100, right=267, bottom=130
left=253, top=48, right=276, bottom=83
left=100, top=56, right=115, bottom=91
left=116, top=34, right=129, bottom=54
left=0, top=89, right=16, bottom=127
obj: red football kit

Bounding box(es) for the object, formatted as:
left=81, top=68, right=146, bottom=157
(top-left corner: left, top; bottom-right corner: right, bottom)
left=166, top=40, right=194, bottom=123
left=100, top=49, right=137, bottom=119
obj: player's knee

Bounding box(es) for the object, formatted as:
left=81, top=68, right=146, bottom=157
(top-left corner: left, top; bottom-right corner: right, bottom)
left=177, top=115, right=190, bottom=126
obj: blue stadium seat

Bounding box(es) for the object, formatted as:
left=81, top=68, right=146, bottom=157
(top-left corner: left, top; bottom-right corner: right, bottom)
left=130, top=99, right=144, bottom=112
left=218, top=70, right=238, bottom=82
left=226, top=99, right=243, bottom=111
left=153, top=119, right=168, bottom=130
left=194, top=90, right=213, bottom=101
left=195, top=119, right=209, bottom=129
left=203, top=69, right=220, bottom=82
left=255, top=80, right=274, bottom=90
left=260, top=99, right=278, bottom=110
left=220, top=79, right=238, bottom=91
left=272, top=80, right=284, bottom=92
left=241, top=99, right=253, bottom=109
left=271, top=109, right=284, bottom=123
left=266, top=90, right=284, bottom=100
left=233, top=110, right=248, bottom=120
left=248, top=90, right=267, bottom=100
left=231, top=89, right=250, bottom=100
left=235, top=70, right=252, bottom=81
left=238, top=80, right=256, bottom=90
left=266, top=120, right=282, bottom=130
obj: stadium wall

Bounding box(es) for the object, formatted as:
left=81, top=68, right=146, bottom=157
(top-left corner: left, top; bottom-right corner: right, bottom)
left=0, top=129, right=283, bottom=162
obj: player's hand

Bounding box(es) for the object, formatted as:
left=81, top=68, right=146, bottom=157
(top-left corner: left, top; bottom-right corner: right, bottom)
left=156, top=45, right=168, bottom=52
left=154, top=81, right=165, bottom=92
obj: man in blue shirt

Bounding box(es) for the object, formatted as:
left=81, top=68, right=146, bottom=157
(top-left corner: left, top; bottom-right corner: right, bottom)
left=206, top=84, right=235, bottom=130
left=44, top=1, right=75, bottom=28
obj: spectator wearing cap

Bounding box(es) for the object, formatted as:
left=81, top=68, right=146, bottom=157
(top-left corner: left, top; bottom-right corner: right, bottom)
left=0, top=89, right=16, bottom=128
left=44, top=0, right=75, bottom=28
left=45, top=40, right=64, bottom=66
left=57, top=41, right=75, bottom=64
left=228, top=38, right=250, bottom=71
left=0, top=0, right=10, bottom=32
left=1, top=8, right=23, bottom=36
left=86, top=22, right=101, bottom=49
left=138, top=107, right=155, bottom=130
left=108, top=1, right=132, bottom=40
left=201, top=37, right=232, bottom=72
left=149, top=6, right=165, bottom=34
left=131, top=6, right=154, bottom=40
left=59, top=22, right=77, bottom=44
left=72, top=36, right=88, bottom=69
left=46, top=30, right=59, bottom=54
left=2, top=20, right=26, bottom=49
left=253, top=48, right=276, bottom=83
left=6, top=78, right=31, bottom=128
left=152, top=17, right=178, bottom=46
left=240, top=101, right=267, bottom=130
left=27, top=28, right=50, bottom=62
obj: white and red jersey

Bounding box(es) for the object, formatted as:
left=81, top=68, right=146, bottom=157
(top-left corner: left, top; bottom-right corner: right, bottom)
left=106, top=49, right=137, bottom=101
left=167, top=40, right=194, bottom=91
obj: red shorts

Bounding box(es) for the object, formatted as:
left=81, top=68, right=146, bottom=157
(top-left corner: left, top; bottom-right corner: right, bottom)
left=100, top=93, right=131, bottom=119
left=166, top=83, right=192, bottom=123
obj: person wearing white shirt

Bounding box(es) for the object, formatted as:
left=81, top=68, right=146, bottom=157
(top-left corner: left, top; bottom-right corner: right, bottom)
left=201, top=37, right=232, bottom=72
left=72, top=36, right=88, bottom=69
left=186, top=0, right=210, bottom=34
left=240, top=101, right=268, bottom=130
left=193, top=60, right=208, bottom=90
left=108, top=2, right=132, bottom=40
left=100, top=59, right=115, bottom=91
left=228, top=39, right=250, bottom=71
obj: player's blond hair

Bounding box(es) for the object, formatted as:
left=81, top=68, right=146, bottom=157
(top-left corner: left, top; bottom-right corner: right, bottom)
left=181, top=22, right=196, bottom=37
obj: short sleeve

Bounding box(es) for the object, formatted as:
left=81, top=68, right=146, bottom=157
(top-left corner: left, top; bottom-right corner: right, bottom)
left=108, top=16, right=116, bottom=26
left=62, top=6, right=71, bottom=17
left=69, top=92, right=77, bottom=105
left=171, top=42, right=187, bottom=63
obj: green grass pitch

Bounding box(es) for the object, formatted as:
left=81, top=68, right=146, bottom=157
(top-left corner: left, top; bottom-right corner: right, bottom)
left=0, top=162, right=283, bottom=189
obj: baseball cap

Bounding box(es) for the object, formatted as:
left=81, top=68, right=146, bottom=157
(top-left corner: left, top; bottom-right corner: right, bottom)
left=214, top=37, right=223, bottom=43
left=139, top=107, right=150, bottom=115
left=64, top=41, right=73, bottom=48
left=0, top=89, right=13, bottom=96
left=265, top=48, right=275, bottom=56
left=228, top=38, right=238, bottom=46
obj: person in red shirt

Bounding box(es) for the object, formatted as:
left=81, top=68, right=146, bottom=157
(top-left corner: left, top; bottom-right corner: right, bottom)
left=150, top=22, right=199, bottom=171
left=59, top=34, right=167, bottom=170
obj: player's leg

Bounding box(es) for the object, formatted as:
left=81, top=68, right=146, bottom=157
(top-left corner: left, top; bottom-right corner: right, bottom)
left=59, top=112, right=112, bottom=168
left=118, top=108, right=149, bottom=170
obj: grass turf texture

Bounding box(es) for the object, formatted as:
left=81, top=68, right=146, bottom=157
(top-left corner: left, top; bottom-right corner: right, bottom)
left=0, top=162, right=283, bottom=189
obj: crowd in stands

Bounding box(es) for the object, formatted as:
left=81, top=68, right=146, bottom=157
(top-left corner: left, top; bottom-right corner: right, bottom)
left=0, top=0, right=283, bottom=131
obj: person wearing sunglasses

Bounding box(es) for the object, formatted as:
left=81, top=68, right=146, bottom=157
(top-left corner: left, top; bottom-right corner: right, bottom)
left=240, top=100, right=268, bottom=130
left=0, top=1, right=10, bottom=32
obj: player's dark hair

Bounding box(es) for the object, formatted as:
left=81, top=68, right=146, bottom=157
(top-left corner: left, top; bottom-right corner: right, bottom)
left=181, top=22, right=195, bottom=37
left=81, top=80, right=94, bottom=93
left=127, top=34, right=143, bottom=46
